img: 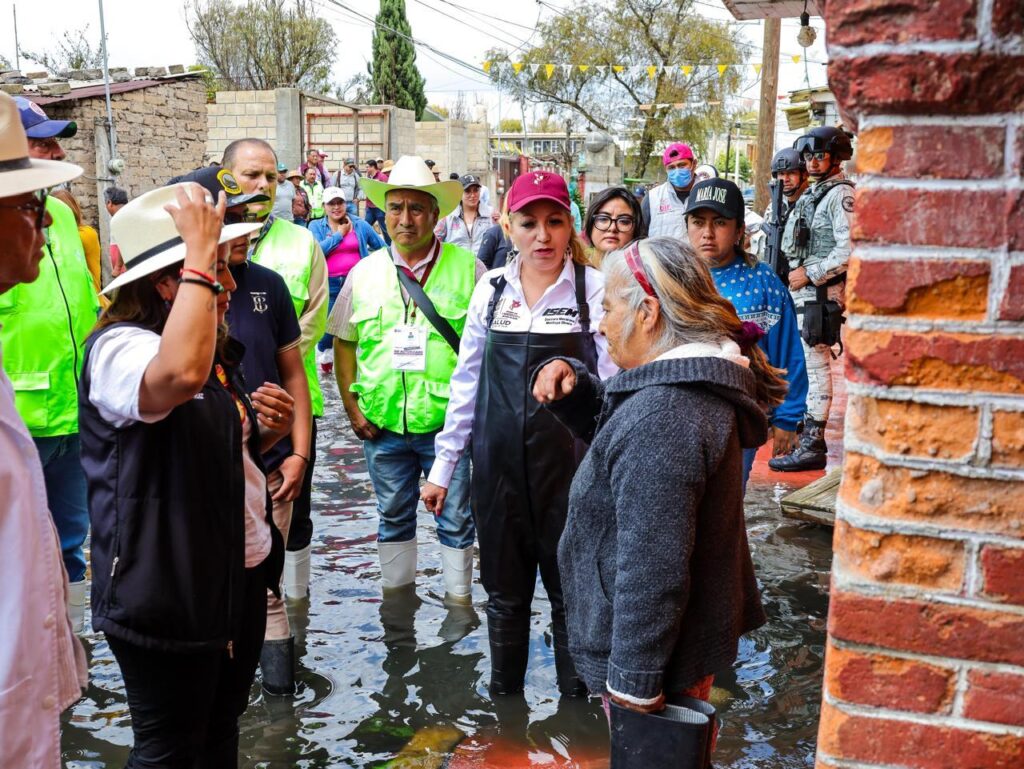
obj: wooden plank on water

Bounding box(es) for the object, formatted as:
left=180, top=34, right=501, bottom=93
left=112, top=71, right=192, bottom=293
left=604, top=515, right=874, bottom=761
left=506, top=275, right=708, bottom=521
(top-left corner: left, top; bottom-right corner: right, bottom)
left=780, top=468, right=841, bottom=527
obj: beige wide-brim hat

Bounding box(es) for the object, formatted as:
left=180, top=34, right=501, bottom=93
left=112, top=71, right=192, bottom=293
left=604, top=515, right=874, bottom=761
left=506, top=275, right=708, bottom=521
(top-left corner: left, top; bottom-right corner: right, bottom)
left=360, top=155, right=463, bottom=218
left=0, top=92, right=82, bottom=196
left=103, top=183, right=261, bottom=295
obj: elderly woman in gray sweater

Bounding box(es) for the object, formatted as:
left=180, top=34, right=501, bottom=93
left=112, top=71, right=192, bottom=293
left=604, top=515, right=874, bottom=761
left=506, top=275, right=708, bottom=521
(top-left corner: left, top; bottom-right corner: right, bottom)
left=532, top=237, right=787, bottom=766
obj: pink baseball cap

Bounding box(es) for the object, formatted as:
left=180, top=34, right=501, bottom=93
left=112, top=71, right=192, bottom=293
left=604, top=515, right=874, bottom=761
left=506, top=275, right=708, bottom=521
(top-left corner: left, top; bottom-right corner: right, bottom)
left=662, top=142, right=694, bottom=166
left=506, top=171, right=571, bottom=213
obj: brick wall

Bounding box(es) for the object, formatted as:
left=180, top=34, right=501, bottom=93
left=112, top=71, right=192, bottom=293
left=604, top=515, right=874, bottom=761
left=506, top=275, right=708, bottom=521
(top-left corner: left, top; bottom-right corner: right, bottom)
left=46, top=79, right=208, bottom=229
left=817, top=2, right=1024, bottom=768
left=205, top=89, right=278, bottom=161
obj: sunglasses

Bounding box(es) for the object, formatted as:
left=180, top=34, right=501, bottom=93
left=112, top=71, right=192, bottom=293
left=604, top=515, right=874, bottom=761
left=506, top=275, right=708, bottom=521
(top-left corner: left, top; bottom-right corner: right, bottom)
left=802, top=151, right=828, bottom=162
left=592, top=213, right=636, bottom=232
left=0, top=189, right=48, bottom=230
left=223, top=210, right=260, bottom=225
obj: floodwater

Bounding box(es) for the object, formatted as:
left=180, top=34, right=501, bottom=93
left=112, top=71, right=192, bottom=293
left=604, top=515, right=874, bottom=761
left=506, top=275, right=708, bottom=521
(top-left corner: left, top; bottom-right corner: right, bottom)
left=62, top=378, right=834, bottom=768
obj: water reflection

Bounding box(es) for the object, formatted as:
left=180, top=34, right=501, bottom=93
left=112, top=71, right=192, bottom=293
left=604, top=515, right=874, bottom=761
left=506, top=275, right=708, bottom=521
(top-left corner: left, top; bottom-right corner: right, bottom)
left=63, top=380, right=831, bottom=768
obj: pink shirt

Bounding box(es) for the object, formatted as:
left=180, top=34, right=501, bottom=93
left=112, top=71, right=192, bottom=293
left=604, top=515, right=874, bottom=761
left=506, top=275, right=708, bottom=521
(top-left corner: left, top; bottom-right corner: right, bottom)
left=325, top=229, right=361, bottom=277
left=0, top=339, right=87, bottom=768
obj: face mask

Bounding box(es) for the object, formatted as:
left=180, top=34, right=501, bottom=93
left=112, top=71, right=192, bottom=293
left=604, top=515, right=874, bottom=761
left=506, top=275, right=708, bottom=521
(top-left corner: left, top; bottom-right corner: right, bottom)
left=668, top=168, right=692, bottom=189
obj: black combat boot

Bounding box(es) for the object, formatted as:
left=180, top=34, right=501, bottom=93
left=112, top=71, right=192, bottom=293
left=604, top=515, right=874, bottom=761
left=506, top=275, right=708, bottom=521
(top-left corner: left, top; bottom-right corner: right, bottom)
left=769, top=418, right=828, bottom=472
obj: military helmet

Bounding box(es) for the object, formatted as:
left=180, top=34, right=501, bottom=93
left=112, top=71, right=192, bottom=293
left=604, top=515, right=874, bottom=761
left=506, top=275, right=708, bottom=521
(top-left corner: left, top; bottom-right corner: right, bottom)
left=771, top=148, right=806, bottom=177
left=793, top=126, right=854, bottom=162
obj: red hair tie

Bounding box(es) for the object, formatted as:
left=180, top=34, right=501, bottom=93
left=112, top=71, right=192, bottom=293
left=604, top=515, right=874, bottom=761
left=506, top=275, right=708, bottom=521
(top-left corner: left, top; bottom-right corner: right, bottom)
left=624, top=241, right=656, bottom=298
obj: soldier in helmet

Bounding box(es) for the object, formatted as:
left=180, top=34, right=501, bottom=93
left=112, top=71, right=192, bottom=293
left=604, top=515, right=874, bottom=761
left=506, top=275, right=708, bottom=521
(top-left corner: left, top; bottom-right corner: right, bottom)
left=769, top=126, right=855, bottom=472
left=755, top=148, right=809, bottom=263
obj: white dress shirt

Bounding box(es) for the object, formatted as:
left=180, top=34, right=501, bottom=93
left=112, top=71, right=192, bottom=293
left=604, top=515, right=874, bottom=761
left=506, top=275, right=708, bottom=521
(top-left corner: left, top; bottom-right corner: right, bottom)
left=428, top=256, right=617, bottom=488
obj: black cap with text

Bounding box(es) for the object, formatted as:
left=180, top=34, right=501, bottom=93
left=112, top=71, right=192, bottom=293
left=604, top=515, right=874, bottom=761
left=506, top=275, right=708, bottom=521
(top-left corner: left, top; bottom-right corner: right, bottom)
left=683, top=177, right=744, bottom=221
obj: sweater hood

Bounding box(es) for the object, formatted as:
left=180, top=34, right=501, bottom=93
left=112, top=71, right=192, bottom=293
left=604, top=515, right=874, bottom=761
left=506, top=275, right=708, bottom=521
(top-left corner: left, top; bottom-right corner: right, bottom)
left=605, top=356, right=769, bottom=448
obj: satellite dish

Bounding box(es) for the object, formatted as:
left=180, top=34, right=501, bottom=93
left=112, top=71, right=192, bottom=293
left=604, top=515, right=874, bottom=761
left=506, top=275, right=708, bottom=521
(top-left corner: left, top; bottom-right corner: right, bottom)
left=585, top=131, right=612, bottom=154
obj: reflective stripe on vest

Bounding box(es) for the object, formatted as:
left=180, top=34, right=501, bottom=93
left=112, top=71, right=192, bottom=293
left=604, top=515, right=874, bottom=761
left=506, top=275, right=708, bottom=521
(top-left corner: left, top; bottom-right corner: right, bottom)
left=0, top=196, right=100, bottom=436
left=249, top=217, right=325, bottom=417
left=349, top=243, right=477, bottom=434
left=647, top=182, right=689, bottom=240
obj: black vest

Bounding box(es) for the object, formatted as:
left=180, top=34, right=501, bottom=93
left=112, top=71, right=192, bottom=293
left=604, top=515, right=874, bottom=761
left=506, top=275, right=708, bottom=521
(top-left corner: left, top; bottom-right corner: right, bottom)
left=78, top=322, right=283, bottom=652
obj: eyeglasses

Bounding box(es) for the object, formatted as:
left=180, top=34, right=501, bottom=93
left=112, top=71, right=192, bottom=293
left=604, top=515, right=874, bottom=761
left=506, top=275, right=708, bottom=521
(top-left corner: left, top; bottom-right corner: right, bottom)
left=802, top=151, right=828, bottom=162
left=592, top=213, right=636, bottom=232
left=0, top=189, right=48, bottom=230
left=223, top=210, right=259, bottom=225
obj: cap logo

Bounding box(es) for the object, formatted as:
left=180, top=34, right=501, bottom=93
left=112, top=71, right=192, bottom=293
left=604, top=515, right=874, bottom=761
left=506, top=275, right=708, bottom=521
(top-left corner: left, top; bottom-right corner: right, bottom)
left=533, top=173, right=546, bottom=185
left=27, top=101, right=47, bottom=119
left=216, top=169, right=242, bottom=195
left=695, top=186, right=728, bottom=205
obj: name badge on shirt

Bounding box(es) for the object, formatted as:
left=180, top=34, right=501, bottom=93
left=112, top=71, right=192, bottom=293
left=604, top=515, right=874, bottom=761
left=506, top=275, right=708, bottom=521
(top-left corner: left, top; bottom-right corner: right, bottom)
left=392, top=325, right=427, bottom=371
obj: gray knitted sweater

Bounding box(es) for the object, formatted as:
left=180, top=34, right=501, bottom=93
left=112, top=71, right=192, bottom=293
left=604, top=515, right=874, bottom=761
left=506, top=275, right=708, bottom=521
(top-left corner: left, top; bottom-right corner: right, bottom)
left=547, top=355, right=769, bottom=700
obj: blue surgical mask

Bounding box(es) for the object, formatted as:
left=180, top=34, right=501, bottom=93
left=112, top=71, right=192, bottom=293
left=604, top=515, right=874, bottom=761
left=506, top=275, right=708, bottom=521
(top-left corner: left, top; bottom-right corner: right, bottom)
left=668, top=168, right=692, bottom=189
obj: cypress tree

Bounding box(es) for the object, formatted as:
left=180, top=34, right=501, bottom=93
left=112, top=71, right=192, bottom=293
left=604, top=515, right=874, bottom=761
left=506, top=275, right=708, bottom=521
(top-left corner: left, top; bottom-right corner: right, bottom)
left=370, top=0, right=427, bottom=119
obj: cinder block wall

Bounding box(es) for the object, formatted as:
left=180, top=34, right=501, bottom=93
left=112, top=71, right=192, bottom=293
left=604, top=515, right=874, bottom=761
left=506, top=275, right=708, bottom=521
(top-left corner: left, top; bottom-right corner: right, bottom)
left=205, top=89, right=277, bottom=162
left=816, top=1, right=1024, bottom=767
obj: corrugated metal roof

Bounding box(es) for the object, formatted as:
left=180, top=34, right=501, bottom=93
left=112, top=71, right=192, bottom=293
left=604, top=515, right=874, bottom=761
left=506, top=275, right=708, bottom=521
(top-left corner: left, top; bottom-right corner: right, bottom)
left=28, top=73, right=203, bottom=106
left=720, top=0, right=822, bottom=20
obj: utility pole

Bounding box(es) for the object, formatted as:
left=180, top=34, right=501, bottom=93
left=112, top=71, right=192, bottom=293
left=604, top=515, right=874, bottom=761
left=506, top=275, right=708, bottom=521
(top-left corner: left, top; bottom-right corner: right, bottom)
left=753, top=17, right=781, bottom=215
left=13, top=5, right=20, bottom=71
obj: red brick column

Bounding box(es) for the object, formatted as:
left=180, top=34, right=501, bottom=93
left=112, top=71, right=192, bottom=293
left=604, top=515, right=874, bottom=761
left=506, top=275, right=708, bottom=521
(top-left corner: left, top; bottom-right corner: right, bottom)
left=817, top=2, right=1024, bottom=767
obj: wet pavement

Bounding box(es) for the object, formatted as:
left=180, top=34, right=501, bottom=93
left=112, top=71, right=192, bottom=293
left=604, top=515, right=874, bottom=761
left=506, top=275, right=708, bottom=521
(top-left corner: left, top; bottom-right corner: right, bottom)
left=62, top=371, right=838, bottom=768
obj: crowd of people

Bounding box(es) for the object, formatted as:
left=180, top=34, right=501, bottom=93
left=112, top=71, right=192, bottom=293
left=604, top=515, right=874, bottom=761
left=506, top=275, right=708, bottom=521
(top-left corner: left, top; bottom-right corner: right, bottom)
left=0, top=85, right=854, bottom=768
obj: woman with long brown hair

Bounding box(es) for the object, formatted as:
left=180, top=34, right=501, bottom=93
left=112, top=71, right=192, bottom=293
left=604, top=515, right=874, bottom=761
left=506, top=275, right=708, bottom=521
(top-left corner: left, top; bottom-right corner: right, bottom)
left=533, top=236, right=786, bottom=767
left=421, top=171, right=616, bottom=699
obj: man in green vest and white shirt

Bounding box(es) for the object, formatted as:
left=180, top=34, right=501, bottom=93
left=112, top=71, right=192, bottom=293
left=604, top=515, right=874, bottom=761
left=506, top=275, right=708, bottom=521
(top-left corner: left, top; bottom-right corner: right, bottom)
left=224, top=138, right=327, bottom=603
left=327, top=156, right=485, bottom=603
left=1, top=97, right=99, bottom=633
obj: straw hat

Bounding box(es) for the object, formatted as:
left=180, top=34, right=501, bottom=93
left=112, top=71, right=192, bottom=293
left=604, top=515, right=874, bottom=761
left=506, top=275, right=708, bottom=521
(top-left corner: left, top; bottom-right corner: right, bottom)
left=0, top=92, right=82, bottom=197
left=102, top=183, right=261, bottom=295
left=359, top=155, right=462, bottom=218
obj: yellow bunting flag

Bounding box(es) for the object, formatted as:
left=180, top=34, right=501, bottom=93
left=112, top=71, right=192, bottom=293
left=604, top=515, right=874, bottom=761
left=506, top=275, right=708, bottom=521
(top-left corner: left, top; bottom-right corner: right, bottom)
left=545, top=63, right=555, bottom=78
left=482, top=61, right=492, bottom=73
left=646, top=65, right=658, bottom=79
left=792, top=54, right=801, bottom=63
left=613, top=65, right=625, bottom=73
left=512, top=62, right=523, bottom=75
left=681, top=65, right=693, bottom=76
left=752, top=63, right=762, bottom=74
left=717, top=64, right=728, bottom=75
left=579, top=64, right=589, bottom=73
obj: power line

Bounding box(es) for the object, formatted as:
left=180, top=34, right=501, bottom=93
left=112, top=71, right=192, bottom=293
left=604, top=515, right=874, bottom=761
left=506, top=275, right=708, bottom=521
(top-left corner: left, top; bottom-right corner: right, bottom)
left=431, top=0, right=540, bottom=33
left=409, top=0, right=529, bottom=50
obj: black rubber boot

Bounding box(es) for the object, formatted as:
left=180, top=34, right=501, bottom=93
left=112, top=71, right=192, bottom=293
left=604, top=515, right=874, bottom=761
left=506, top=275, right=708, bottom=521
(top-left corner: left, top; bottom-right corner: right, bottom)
left=768, top=418, right=827, bottom=472
left=551, top=616, right=587, bottom=697
left=260, top=637, right=296, bottom=697
left=609, top=700, right=711, bottom=769
left=487, top=615, right=530, bottom=695
left=668, top=695, right=717, bottom=769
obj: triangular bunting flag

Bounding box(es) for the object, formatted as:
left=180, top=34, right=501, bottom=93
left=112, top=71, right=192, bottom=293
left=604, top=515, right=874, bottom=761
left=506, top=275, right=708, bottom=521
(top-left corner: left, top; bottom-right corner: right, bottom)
left=792, top=54, right=801, bottom=63
left=656, top=103, right=669, bottom=109
left=597, top=65, right=608, bottom=75
left=545, top=63, right=556, bottom=78
left=529, top=63, right=541, bottom=73
left=512, top=62, right=524, bottom=75
left=579, top=64, right=590, bottom=73
left=717, top=64, right=728, bottom=75
left=673, top=102, right=684, bottom=109
left=752, top=63, right=762, bottom=74
left=681, top=65, right=693, bottom=76
left=482, top=61, right=492, bottom=73
left=646, top=65, right=658, bottom=79
left=561, top=63, right=573, bottom=76
left=612, top=65, right=625, bottom=73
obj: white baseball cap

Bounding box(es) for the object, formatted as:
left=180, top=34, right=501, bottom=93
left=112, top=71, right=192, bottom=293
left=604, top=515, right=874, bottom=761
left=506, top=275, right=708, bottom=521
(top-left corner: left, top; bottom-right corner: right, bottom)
left=323, top=186, right=346, bottom=204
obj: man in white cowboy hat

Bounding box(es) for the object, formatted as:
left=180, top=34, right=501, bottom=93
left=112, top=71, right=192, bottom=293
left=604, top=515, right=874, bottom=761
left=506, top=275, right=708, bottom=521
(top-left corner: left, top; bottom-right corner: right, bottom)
left=0, top=95, right=100, bottom=634
left=327, top=155, right=487, bottom=603
left=0, top=90, right=88, bottom=769
left=223, top=137, right=328, bottom=604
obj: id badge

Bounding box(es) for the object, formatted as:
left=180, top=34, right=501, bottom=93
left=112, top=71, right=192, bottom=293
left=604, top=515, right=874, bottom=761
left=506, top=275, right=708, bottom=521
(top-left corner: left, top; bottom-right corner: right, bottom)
left=392, top=325, right=427, bottom=371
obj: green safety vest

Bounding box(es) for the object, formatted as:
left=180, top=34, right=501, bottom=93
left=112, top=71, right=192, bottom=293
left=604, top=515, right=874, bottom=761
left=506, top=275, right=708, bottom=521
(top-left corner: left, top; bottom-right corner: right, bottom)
left=0, top=196, right=100, bottom=436
left=250, top=217, right=326, bottom=417
left=349, top=243, right=477, bottom=434
left=300, top=181, right=325, bottom=219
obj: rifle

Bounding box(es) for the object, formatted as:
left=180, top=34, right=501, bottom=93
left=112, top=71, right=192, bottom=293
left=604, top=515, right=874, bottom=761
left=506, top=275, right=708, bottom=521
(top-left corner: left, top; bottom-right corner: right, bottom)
left=763, top=180, right=790, bottom=284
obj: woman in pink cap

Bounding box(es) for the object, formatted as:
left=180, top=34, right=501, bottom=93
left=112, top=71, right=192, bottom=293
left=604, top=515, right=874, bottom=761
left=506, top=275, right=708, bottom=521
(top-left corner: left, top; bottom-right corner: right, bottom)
left=421, top=171, right=617, bottom=698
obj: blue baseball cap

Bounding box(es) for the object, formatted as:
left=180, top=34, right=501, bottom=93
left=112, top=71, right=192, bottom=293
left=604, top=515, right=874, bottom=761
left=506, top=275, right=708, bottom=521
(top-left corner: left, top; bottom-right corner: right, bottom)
left=14, top=96, right=77, bottom=139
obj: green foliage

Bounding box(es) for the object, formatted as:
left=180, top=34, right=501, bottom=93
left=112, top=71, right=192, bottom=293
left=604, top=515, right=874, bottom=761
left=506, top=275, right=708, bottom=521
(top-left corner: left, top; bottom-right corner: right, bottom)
left=187, top=64, right=220, bottom=102
left=370, top=0, right=427, bottom=119
left=187, top=0, right=336, bottom=92
left=0, top=54, right=11, bottom=71
left=715, top=149, right=752, bottom=184
left=22, top=24, right=104, bottom=73
left=427, top=103, right=449, bottom=118
left=498, top=118, right=523, bottom=132
left=485, top=0, right=749, bottom=178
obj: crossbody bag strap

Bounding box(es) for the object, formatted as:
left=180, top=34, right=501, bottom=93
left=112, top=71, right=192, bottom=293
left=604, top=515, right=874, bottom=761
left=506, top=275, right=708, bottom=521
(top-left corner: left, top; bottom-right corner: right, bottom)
left=573, top=261, right=591, bottom=334
left=485, top=274, right=508, bottom=329
left=394, top=265, right=461, bottom=355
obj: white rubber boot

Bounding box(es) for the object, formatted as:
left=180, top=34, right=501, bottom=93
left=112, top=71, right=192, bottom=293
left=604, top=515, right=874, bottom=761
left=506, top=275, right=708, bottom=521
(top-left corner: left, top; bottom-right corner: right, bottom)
left=378, top=539, right=417, bottom=591
left=68, top=579, right=87, bottom=635
left=283, top=544, right=312, bottom=600
left=439, top=544, right=473, bottom=605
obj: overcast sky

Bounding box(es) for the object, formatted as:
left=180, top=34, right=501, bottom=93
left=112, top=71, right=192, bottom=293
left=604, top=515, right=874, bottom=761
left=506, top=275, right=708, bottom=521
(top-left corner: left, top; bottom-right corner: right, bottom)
left=5, top=0, right=829, bottom=139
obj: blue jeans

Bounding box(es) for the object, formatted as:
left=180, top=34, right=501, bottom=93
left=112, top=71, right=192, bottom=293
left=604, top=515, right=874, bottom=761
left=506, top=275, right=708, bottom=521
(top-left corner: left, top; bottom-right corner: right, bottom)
left=363, top=429, right=474, bottom=549
left=34, top=433, right=90, bottom=582
left=742, top=446, right=757, bottom=494
left=317, top=275, right=345, bottom=353
left=364, top=207, right=390, bottom=245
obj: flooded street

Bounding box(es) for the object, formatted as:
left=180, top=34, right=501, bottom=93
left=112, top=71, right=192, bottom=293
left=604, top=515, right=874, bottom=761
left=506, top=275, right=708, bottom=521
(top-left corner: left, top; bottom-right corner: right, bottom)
left=63, top=375, right=833, bottom=768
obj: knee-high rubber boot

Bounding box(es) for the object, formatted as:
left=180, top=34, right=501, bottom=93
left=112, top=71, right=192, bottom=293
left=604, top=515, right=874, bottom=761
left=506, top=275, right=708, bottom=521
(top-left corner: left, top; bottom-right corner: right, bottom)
left=668, top=695, right=718, bottom=769
left=440, top=544, right=473, bottom=605
left=487, top=614, right=531, bottom=696
left=283, top=544, right=312, bottom=601
left=551, top=613, right=587, bottom=697
left=68, top=579, right=87, bottom=635
left=260, top=636, right=296, bottom=696
left=768, top=418, right=828, bottom=472
left=379, top=539, right=417, bottom=591
left=610, top=699, right=711, bottom=769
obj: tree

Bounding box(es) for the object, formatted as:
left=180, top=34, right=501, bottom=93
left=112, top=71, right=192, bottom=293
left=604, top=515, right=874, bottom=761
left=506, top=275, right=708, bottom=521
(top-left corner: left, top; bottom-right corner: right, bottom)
left=498, top=118, right=523, bottom=133
left=369, top=0, right=427, bottom=119
left=428, top=103, right=449, bottom=118
left=187, top=0, right=337, bottom=92
left=486, top=0, right=748, bottom=178
left=22, top=24, right=104, bottom=73
left=716, top=149, right=752, bottom=184
left=337, top=71, right=373, bottom=103
left=0, top=55, right=11, bottom=71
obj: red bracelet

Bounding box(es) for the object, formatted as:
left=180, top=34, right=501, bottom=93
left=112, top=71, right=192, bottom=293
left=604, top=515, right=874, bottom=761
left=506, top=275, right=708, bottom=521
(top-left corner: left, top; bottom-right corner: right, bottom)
left=180, top=267, right=217, bottom=284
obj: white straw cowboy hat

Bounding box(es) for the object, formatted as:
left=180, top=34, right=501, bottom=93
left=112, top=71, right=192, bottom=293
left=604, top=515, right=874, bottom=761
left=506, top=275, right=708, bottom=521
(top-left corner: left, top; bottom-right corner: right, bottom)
left=0, top=91, right=82, bottom=196
left=103, top=183, right=261, bottom=295
left=359, top=155, right=463, bottom=218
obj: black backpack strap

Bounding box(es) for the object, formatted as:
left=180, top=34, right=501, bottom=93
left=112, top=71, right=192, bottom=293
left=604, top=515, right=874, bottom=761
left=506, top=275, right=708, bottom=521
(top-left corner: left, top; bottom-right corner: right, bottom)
left=573, top=261, right=591, bottom=334
left=485, top=274, right=508, bottom=329
left=394, top=266, right=461, bottom=355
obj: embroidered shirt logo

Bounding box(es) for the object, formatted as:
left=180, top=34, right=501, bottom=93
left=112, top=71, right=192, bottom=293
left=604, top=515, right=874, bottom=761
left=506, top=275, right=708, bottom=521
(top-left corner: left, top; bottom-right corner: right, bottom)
left=251, top=291, right=269, bottom=313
